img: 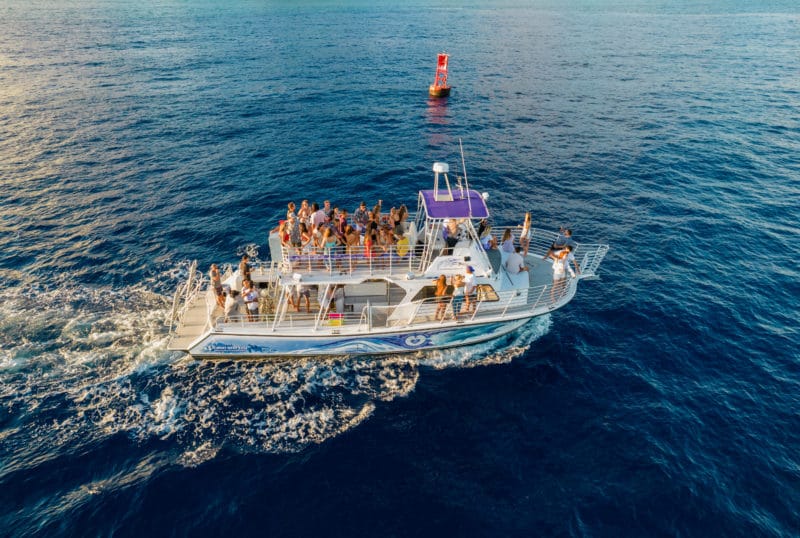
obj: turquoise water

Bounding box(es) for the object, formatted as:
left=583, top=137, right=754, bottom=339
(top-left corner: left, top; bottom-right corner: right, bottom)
left=1, top=1, right=799, bottom=536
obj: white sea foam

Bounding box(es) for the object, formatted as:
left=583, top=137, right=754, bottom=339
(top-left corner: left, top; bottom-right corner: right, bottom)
left=0, top=271, right=550, bottom=471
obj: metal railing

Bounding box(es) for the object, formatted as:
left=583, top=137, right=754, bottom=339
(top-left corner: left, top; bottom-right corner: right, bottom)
left=491, top=226, right=608, bottom=277
left=210, top=275, right=582, bottom=335
left=280, top=244, right=425, bottom=276
left=166, top=260, right=205, bottom=331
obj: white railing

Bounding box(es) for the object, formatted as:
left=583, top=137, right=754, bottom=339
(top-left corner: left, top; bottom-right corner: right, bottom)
left=491, top=226, right=608, bottom=277
left=280, top=244, right=425, bottom=276
left=211, top=276, right=582, bottom=335
left=166, top=260, right=205, bottom=331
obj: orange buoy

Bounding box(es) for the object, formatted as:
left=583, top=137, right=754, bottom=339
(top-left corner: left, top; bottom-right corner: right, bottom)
left=429, top=52, right=451, bottom=98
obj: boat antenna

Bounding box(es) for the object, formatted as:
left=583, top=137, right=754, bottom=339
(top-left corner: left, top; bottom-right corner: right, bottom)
left=459, top=138, right=472, bottom=217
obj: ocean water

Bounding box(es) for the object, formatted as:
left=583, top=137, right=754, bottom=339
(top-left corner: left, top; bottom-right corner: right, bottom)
left=1, top=1, right=799, bottom=536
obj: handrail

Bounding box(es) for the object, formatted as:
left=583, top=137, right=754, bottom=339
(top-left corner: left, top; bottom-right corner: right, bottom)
left=280, top=243, right=421, bottom=277
left=208, top=275, right=586, bottom=334
left=166, top=260, right=206, bottom=332
left=171, top=233, right=607, bottom=339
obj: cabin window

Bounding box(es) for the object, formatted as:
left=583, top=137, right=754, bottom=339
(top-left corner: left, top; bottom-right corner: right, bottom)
left=411, top=286, right=437, bottom=302
left=476, top=284, right=499, bottom=302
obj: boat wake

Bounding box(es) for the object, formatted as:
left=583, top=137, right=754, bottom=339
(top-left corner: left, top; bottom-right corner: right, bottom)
left=0, top=266, right=551, bottom=472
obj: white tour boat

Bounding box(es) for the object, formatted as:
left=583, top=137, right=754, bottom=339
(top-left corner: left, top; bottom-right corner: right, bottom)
left=166, top=161, right=608, bottom=358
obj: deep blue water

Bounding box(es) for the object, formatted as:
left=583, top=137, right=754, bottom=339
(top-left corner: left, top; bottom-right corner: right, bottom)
left=1, top=1, right=799, bottom=536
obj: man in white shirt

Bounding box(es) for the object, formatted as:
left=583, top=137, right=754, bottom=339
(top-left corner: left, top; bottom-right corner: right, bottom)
left=504, top=246, right=529, bottom=275
left=310, top=202, right=327, bottom=231
left=242, top=280, right=260, bottom=322
left=464, top=265, right=478, bottom=312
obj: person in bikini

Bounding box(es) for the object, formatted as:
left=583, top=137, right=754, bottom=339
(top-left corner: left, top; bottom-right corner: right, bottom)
left=209, top=264, right=224, bottom=308
left=434, top=274, right=448, bottom=321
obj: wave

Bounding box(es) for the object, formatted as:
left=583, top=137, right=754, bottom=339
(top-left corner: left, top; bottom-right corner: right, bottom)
left=0, top=267, right=551, bottom=476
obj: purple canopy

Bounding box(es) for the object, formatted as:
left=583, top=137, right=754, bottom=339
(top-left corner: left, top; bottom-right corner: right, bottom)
left=419, top=189, right=489, bottom=219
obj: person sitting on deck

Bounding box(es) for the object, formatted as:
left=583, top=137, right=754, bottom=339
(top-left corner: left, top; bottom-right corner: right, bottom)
left=395, top=232, right=410, bottom=257
left=504, top=246, right=529, bottom=275
left=477, top=218, right=490, bottom=239
left=500, top=228, right=515, bottom=253
left=544, top=228, right=576, bottom=259
left=442, top=219, right=461, bottom=255
left=481, top=235, right=498, bottom=250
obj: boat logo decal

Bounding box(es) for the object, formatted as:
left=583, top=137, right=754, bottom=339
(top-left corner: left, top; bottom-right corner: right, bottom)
left=404, top=334, right=428, bottom=347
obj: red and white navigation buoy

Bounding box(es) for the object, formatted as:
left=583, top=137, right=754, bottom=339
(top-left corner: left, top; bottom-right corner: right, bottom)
left=429, top=52, right=451, bottom=98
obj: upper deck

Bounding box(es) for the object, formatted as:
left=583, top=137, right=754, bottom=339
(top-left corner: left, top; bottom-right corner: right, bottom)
left=418, top=188, right=489, bottom=219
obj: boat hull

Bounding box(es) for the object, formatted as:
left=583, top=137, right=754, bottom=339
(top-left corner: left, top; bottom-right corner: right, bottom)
left=188, top=318, right=530, bottom=358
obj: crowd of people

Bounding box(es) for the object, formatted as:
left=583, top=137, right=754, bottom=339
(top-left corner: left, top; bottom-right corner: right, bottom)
left=208, top=204, right=582, bottom=322
left=274, top=198, right=411, bottom=258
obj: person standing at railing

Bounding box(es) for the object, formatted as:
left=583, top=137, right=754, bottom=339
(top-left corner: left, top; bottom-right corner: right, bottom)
left=544, top=228, right=576, bottom=259
left=224, top=289, right=241, bottom=322
left=548, top=245, right=578, bottom=302
left=239, top=254, right=252, bottom=288
left=520, top=212, right=532, bottom=255
left=434, top=275, right=448, bottom=321
left=209, top=264, right=224, bottom=308
left=242, top=280, right=259, bottom=322
left=353, top=201, right=369, bottom=233
left=546, top=244, right=580, bottom=276
left=464, top=265, right=478, bottom=313
left=450, top=274, right=466, bottom=321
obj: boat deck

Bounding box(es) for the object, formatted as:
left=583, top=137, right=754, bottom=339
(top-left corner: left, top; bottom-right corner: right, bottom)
left=167, top=252, right=559, bottom=351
